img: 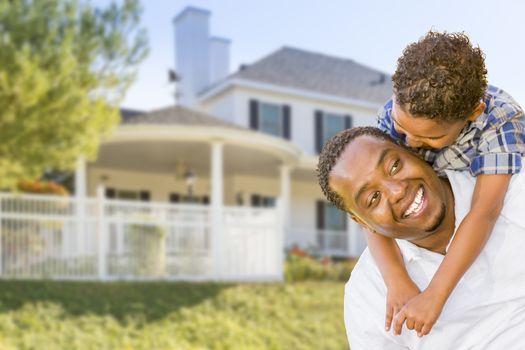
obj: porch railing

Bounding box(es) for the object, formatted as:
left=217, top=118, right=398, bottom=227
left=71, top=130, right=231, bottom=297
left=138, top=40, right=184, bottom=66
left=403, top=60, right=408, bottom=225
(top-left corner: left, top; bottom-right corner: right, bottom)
left=285, top=228, right=351, bottom=257
left=0, top=192, right=282, bottom=281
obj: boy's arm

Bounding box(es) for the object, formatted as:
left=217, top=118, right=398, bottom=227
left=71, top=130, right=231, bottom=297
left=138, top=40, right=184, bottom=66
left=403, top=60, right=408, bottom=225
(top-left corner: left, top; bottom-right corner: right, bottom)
left=365, top=229, right=420, bottom=331
left=393, top=174, right=512, bottom=337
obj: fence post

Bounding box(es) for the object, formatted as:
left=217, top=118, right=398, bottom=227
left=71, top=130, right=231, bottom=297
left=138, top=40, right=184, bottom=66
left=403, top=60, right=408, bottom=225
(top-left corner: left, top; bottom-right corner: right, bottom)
left=275, top=198, right=285, bottom=281
left=96, top=186, right=107, bottom=280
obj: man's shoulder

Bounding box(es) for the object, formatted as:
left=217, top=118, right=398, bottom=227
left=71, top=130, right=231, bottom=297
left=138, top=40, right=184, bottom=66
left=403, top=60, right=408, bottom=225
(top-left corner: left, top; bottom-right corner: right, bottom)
left=345, top=249, right=381, bottom=296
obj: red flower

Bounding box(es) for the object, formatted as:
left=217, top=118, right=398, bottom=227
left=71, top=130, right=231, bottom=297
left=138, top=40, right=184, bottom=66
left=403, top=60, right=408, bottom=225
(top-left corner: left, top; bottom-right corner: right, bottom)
left=289, top=247, right=307, bottom=257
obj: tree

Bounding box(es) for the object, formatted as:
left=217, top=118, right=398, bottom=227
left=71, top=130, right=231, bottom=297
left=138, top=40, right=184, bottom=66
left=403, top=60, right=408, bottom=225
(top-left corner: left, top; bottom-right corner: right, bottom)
left=0, top=0, right=148, bottom=188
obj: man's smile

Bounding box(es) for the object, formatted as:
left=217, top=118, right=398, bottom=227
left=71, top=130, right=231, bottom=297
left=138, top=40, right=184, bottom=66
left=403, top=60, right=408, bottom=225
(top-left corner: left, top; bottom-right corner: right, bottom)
left=402, top=185, right=426, bottom=219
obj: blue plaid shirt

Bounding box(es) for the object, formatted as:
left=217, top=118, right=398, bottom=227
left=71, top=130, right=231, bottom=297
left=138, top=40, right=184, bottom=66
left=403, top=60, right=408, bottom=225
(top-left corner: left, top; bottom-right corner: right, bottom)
left=377, top=85, right=525, bottom=177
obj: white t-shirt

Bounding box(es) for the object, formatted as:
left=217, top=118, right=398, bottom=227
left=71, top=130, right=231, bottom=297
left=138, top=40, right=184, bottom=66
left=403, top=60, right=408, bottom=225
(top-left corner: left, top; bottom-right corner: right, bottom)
left=344, top=168, right=525, bottom=350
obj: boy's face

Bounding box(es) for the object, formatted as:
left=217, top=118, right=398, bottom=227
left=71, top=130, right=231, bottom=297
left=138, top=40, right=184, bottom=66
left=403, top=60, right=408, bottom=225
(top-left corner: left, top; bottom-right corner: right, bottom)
left=392, top=102, right=472, bottom=150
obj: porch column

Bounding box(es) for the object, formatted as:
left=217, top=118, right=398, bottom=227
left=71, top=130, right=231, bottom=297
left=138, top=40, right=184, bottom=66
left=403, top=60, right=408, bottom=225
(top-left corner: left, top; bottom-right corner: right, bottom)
left=211, top=142, right=224, bottom=279
left=277, top=165, right=291, bottom=281
left=96, top=185, right=107, bottom=280
left=279, top=165, right=291, bottom=229
left=75, top=156, right=87, bottom=199
left=75, top=156, right=87, bottom=257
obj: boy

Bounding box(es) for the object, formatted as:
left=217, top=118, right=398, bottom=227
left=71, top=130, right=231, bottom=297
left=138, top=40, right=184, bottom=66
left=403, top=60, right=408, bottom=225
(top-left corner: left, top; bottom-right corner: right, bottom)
left=372, top=31, right=525, bottom=337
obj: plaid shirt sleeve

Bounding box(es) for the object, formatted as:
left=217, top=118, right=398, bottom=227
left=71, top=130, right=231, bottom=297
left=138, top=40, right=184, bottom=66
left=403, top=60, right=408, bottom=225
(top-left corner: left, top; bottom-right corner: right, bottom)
left=377, top=99, right=394, bottom=133
left=470, top=115, right=525, bottom=176
left=377, top=99, right=407, bottom=142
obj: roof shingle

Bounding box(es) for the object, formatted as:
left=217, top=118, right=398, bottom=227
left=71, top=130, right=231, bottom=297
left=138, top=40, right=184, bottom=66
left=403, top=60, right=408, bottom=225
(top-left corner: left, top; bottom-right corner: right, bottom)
left=122, top=105, right=246, bottom=130
left=225, top=46, right=393, bottom=104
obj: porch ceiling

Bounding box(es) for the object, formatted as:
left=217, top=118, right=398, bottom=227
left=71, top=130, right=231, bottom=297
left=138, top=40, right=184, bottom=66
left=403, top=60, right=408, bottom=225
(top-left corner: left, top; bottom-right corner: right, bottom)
left=92, top=140, right=286, bottom=177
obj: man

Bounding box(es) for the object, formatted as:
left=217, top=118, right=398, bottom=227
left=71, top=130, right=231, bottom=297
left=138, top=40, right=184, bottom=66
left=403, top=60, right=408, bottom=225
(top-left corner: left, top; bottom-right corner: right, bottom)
left=317, top=126, right=525, bottom=349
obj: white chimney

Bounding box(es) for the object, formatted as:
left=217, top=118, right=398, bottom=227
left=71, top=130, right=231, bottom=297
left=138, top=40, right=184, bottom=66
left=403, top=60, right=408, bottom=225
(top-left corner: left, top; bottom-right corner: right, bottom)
left=173, top=7, right=211, bottom=107
left=173, top=7, right=231, bottom=107
left=209, top=37, right=231, bottom=85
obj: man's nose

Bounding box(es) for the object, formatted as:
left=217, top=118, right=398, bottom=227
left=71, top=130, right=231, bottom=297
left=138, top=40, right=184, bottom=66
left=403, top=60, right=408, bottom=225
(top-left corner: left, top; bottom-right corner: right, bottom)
left=383, top=179, right=407, bottom=204
left=405, top=135, right=423, bottom=148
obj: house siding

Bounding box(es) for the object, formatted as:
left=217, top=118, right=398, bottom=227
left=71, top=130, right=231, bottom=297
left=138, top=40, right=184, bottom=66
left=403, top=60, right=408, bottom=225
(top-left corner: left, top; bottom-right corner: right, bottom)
left=201, top=85, right=380, bottom=155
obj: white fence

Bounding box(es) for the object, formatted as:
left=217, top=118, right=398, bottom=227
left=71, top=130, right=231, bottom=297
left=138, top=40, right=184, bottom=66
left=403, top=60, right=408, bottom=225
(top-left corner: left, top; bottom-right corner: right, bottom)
left=0, top=193, right=282, bottom=281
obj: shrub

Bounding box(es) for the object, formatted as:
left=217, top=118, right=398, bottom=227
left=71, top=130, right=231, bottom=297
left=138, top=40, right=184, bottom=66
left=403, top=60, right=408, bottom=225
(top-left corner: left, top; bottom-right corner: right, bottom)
left=126, top=222, right=166, bottom=277
left=284, top=251, right=356, bottom=282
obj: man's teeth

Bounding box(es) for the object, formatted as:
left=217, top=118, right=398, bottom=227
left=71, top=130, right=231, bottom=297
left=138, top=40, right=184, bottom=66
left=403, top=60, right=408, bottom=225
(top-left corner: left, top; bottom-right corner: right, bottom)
left=404, top=187, right=423, bottom=218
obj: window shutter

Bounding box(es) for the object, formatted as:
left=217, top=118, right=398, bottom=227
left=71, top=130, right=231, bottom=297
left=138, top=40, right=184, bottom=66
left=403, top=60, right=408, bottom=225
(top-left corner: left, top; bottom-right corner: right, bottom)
left=315, top=110, right=324, bottom=153
left=169, top=193, right=180, bottom=203
left=316, top=200, right=325, bottom=229
left=139, top=191, right=150, bottom=201
left=105, top=188, right=115, bottom=199
left=251, top=194, right=262, bottom=207
left=344, top=115, right=353, bottom=129
left=282, top=105, right=291, bottom=140
left=249, top=100, right=259, bottom=130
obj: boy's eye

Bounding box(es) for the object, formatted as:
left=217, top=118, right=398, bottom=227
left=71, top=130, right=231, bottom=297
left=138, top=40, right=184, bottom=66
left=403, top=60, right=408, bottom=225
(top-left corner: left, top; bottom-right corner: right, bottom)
left=390, top=159, right=400, bottom=175
left=368, top=191, right=381, bottom=207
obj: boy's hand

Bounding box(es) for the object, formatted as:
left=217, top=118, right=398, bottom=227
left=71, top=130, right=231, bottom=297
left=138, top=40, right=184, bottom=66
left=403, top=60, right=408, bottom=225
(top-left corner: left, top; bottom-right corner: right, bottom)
left=385, top=279, right=420, bottom=332
left=392, top=289, right=446, bottom=337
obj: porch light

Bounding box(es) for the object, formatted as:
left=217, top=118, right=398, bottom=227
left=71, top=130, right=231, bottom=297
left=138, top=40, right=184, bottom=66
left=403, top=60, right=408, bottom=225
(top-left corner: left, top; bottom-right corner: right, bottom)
left=185, top=169, right=196, bottom=198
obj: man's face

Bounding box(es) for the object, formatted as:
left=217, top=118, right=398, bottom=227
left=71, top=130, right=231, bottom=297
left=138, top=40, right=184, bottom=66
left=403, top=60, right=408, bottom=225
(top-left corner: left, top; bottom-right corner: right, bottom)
left=392, top=102, right=469, bottom=150
left=329, top=135, right=450, bottom=241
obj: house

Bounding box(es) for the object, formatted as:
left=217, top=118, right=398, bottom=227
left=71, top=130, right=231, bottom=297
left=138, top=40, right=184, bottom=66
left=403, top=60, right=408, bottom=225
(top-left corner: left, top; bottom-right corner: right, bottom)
left=1, top=6, right=392, bottom=282
left=88, top=6, right=392, bottom=262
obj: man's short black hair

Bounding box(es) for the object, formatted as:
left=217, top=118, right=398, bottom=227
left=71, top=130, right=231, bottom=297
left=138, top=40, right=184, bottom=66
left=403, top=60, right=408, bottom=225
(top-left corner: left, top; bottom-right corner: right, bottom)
left=317, top=127, right=399, bottom=212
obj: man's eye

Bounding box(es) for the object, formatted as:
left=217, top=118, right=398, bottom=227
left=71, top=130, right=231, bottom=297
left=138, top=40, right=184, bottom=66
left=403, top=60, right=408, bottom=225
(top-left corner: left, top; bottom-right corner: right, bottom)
left=368, top=192, right=381, bottom=207
left=390, top=159, right=400, bottom=175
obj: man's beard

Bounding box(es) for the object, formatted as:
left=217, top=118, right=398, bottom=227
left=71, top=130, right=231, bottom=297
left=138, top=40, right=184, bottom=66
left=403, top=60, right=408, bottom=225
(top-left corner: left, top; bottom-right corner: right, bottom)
left=424, top=203, right=446, bottom=233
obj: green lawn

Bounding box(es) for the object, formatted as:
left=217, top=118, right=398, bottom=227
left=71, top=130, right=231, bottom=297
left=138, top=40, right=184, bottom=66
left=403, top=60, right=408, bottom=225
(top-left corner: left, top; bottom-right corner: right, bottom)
left=0, top=280, right=348, bottom=350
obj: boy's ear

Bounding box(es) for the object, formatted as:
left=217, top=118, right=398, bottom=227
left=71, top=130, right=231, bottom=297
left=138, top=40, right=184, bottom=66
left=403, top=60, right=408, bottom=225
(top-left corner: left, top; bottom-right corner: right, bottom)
left=467, top=101, right=486, bottom=121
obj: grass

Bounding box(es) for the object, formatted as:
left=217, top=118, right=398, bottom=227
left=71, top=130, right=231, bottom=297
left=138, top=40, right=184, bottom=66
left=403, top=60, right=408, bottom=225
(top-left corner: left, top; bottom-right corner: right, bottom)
left=0, top=280, right=348, bottom=350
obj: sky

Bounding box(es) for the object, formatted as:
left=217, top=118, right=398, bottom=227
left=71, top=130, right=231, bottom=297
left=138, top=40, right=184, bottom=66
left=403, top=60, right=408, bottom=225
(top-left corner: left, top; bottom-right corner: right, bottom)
left=103, top=0, right=525, bottom=111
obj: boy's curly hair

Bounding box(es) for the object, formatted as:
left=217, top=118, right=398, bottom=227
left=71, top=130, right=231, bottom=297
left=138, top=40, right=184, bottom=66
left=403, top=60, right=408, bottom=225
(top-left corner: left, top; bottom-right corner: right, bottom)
left=392, top=31, right=487, bottom=122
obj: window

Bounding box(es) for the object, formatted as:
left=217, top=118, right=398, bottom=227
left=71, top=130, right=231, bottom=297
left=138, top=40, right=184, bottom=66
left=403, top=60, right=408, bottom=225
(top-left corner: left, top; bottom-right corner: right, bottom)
left=251, top=194, right=276, bottom=208
left=323, top=203, right=346, bottom=231
left=323, top=113, right=345, bottom=146
left=249, top=100, right=291, bottom=139
left=169, top=193, right=209, bottom=204
left=316, top=200, right=347, bottom=252
left=260, top=103, right=282, bottom=137
left=105, top=188, right=150, bottom=201
left=316, top=201, right=346, bottom=231
left=116, top=190, right=139, bottom=201
left=315, top=111, right=353, bottom=153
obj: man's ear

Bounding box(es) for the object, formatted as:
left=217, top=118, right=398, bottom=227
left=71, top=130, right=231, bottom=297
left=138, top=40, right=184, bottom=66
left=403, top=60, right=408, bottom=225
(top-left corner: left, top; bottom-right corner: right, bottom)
left=467, top=101, right=486, bottom=121
left=349, top=213, right=377, bottom=234
left=349, top=213, right=368, bottom=228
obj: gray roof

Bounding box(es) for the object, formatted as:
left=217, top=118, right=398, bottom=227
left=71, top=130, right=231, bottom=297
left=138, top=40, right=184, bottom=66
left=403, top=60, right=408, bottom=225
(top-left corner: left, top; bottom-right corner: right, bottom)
left=122, top=105, right=246, bottom=130
left=120, top=108, right=145, bottom=122
left=226, top=46, right=393, bottom=104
